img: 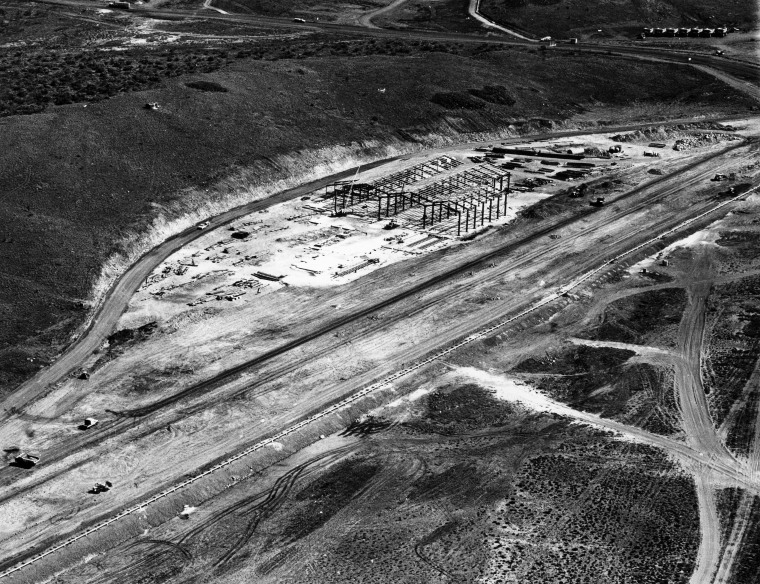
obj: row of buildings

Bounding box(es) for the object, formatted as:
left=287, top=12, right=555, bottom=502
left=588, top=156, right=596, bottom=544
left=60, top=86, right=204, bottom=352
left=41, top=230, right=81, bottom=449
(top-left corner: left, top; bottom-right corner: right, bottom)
left=640, top=26, right=738, bottom=39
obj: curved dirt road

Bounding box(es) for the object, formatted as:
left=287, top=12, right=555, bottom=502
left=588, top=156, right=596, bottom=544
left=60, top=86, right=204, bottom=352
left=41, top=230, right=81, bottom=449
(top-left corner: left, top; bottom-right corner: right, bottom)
left=468, top=0, right=535, bottom=40
left=357, top=0, right=409, bottom=29
left=6, top=121, right=743, bottom=423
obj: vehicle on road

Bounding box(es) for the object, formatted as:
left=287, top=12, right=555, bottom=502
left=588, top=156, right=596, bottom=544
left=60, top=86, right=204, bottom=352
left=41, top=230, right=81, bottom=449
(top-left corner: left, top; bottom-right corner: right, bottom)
left=293, top=17, right=306, bottom=22
left=197, top=221, right=210, bottom=230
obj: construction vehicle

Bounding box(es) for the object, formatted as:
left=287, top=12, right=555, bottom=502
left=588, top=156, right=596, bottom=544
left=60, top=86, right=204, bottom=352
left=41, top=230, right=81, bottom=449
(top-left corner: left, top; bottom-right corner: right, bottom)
left=712, top=173, right=727, bottom=181
left=180, top=505, right=198, bottom=519
left=383, top=219, right=399, bottom=230
left=11, top=454, right=40, bottom=469
left=589, top=197, right=605, bottom=207
left=79, top=418, right=99, bottom=431
left=89, top=481, right=113, bottom=494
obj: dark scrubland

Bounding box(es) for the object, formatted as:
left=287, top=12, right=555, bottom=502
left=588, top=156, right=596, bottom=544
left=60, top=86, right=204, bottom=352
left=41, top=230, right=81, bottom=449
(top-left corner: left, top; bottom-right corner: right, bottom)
left=0, top=48, right=234, bottom=116
left=581, top=288, right=687, bottom=347
left=716, top=487, right=743, bottom=543
left=405, top=382, right=516, bottom=434
left=479, top=0, right=757, bottom=39
left=512, top=346, right=639, bottom=413
left=733, top=497, right=760, bottom=584
left=373, top=0, right=487, bottom=33
left=0, top=23, right=752, bottom=399
left=279, top=458, right=380, bottom=544
left=80, top=384, right=698, bottom=582
left=207, top=0, right=385, bottom=20
left=704, top=273, right=760, bottom=434
left=713, top=491, right=760, bottom=584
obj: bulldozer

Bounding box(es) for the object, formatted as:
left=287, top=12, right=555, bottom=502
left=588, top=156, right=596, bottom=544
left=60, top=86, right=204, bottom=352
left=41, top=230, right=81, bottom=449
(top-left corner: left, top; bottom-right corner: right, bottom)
left=11, top=454, right=40, bottom=469
left=89, top=481, right=113, bottom=494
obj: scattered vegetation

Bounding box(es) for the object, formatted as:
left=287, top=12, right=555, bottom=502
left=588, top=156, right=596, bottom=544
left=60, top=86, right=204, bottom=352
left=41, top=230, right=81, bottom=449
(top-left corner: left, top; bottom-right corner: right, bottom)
left=468, top=84, right=516, bottom=105
left=479, top=0, right=756, bottom=38
left=430, top=91, right=485, bottom=110
left=185, top=80, right=229, bottom=93
left=279, top=457, right=379, bottom=543
left=405, top=383, right=516, bottom=435
left=490, top=440, right=699, bottom=583
left=514, top=346, right=635, bottom=411
left=373, top=0, right=487, bottom=33
left=704, top=275, right=760, bottom=428
left=732, top=496, right=760, bottom=583
left=0, top=48, right=234, bottom=117
left=582, top=288, right=686, bottom=346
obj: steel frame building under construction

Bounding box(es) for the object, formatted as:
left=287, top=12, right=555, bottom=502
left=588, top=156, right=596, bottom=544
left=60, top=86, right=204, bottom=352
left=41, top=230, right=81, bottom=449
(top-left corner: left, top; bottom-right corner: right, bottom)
left=322, top=157, right=511, bottom=236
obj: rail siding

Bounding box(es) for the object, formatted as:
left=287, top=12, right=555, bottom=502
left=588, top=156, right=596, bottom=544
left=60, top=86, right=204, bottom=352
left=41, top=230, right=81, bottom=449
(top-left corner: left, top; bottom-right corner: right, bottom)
left=0, top=185, right=755, bottom=580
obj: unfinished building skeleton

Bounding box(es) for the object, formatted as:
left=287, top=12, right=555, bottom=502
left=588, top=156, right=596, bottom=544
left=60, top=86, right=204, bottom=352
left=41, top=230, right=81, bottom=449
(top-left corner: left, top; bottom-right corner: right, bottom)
left=323, top=157, right=512, bottom=236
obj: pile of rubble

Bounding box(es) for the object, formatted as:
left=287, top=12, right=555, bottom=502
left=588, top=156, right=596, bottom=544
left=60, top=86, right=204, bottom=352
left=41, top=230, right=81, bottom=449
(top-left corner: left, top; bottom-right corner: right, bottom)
left=673, top=133, right=739, bottom=151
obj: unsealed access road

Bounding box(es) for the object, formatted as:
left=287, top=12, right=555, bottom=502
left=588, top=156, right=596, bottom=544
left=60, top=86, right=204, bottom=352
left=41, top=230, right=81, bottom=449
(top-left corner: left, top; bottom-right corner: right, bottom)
left=3, top=121, right=741, bottom=421
left=0, top=145, right=756, bottom=565
left=1, top=168, right=758, bottom=582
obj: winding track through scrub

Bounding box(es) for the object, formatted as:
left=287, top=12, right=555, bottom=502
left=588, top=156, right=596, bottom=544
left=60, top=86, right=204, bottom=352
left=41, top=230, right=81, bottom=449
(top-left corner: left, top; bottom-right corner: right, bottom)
left=357, top=0, right=409, bottom=29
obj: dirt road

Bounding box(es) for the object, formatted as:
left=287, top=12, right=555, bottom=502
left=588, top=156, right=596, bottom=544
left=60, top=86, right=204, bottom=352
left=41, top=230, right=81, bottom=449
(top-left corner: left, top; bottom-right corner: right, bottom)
left=468, top=0, right=534, bottom=40
left=0, top=141, right=749, bottom=490
left=1, top=150, right=757, bottom=580
left=4, top=123, right=742, bottom=426
left=357, top=0, right=409, bottom=29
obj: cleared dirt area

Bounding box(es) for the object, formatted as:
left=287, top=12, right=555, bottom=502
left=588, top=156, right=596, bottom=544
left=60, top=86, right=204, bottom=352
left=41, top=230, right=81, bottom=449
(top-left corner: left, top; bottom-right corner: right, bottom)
left=1, top=118, right=759, bottom=582
left=4, top=26, right=755, bottom=402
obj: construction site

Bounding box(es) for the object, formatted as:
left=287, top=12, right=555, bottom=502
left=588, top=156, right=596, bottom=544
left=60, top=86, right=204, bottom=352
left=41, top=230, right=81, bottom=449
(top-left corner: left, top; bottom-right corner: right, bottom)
left=0, top=113, right=760, bottom=583
left=1, top=116, right=760, bottom=584
left=117, top=131, right=702, bottom=330
left=1, top=0, right=760, bottom=577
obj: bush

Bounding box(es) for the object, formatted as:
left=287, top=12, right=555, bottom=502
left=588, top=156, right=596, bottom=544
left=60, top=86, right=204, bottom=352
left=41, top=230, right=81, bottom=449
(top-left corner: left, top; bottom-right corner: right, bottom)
left=185, top=80, right=229, bottom=92
left=430, top=91, right=485, bottom=109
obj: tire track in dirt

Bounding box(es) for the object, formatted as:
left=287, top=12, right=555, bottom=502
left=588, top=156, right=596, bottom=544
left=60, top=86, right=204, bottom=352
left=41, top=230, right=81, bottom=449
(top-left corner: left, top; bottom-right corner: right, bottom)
left=692, top=471, right=721, bottom=584
left=0, top=164, right=756, bottom=582
left=711, top=350, right=760, bottom=582
left=674, top=252, right=727, bottom=584
left=712, top=491, right=754, bottom=584
left=1, top=144, right=742, bottom=499
left=179, top=443, right=357, bottom=568
left=0, top=159, right=741, bottom=509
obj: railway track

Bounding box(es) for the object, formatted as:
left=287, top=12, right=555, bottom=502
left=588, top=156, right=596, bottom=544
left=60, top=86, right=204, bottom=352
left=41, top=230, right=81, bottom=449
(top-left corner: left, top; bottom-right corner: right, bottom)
left=0, top=170, right=756, bottom=580
left=0, top=143, right=748, bottom=502
left=7, top=121, right=742, bottom=425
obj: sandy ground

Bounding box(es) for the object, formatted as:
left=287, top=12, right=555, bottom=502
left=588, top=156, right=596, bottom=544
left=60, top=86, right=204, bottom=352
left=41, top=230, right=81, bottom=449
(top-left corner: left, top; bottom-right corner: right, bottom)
left=118, top=132, right=701, bottom=331
left=1, top=124, right=759, bottom=581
